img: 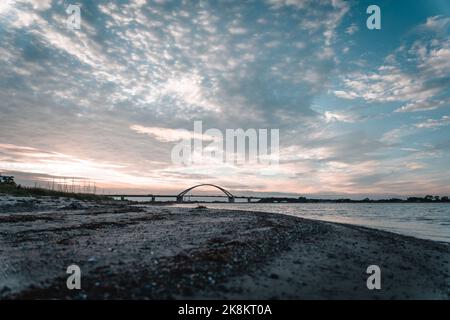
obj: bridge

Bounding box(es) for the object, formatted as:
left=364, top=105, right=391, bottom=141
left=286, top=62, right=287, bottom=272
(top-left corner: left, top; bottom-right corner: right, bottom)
left=111, top=184, right=262, bottom=203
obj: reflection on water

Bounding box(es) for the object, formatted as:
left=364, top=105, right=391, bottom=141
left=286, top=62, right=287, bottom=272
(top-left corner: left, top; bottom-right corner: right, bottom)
left=171, top=202, right=450, bottom=243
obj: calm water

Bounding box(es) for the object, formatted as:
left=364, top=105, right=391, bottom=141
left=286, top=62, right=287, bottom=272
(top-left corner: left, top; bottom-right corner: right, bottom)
left=169, top=202, right=450, bottom=243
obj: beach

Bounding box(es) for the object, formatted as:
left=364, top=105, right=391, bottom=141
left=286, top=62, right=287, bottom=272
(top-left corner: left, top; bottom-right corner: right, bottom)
left=0, top=196, right=449, bottom=299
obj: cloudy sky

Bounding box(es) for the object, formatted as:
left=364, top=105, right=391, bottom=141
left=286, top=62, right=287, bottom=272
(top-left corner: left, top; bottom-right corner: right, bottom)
left=0, top=0, right=449, bottom=198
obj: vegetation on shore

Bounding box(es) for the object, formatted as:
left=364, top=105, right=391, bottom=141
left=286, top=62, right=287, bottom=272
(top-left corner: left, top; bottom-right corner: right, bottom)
left=257, top=195, right=450, bottom=203
left=0, top=183, right=112, bottom=201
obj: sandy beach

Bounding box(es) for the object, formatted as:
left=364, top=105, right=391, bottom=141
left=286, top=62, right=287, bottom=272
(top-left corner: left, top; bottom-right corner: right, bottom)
left=0, top=196, right=448, bottom=299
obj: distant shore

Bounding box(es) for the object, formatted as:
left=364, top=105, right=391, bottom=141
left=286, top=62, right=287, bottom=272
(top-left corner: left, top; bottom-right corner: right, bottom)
left=2, top=183, right=450, bottom=204
left=0, top=195, right=449, bottom=299
left=256, top=196, right=450, bottom=203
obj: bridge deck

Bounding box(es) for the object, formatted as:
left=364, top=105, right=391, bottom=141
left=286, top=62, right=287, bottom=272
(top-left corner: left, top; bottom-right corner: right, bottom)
left=110, top=195, right=261, bottom=199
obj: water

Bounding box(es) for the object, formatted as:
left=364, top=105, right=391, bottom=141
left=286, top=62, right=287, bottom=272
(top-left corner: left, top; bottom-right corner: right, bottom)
left=169, top=202, right=450, bottom=243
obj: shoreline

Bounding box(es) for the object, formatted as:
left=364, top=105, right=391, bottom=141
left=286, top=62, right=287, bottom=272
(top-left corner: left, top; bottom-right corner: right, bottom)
left=0, top=196, right=449, bottom=299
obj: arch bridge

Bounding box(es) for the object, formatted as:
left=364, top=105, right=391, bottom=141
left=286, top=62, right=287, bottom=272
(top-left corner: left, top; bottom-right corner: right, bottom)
left=177, top=184, right=235, bottom=203
left=111, top=184, right=262, bottom=203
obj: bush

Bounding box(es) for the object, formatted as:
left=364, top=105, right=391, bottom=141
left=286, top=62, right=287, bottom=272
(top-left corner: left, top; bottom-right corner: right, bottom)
left=0, top=184, right=112, bottom=201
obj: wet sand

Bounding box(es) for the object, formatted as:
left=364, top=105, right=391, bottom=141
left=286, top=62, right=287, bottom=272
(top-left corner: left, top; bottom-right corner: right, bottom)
left=0, top=196, right=449, bottom=299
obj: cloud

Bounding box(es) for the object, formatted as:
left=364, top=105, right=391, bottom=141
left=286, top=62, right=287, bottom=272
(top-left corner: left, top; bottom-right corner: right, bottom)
left=228, top=26, right=247, bottom=35
left=130, top=125, right=193, bottom=142
left=0, top=0, right=349, bottom=130
left=265, top=0, right=309, bottom=9
left=380, top=126, right=413, bottom=145
left=1, top=1, right=450, bottom=196
left=266, top=0, right=349, bottom=46
left=334, top=36, right=450, bottom=113
left=420, top=15, right=450, bottom=32
left=323, top=111, right=358, bottom=123
left=395, top=98, right=450, bottom=112
left=345, top=23, right=359, bottom=35
left=16, top=0, right=53, bottom=11
left=414, top=116, right=450, bottom=129
left=0, top=143, right=139, bottom=186
left=337, top=66, right=439, bottom=103
left=130, top=124, right=220, bottom=143
left=161, top=73, right=222, bottom=113
left=333, top=90, right=358, bottom=100
left=381, top=116, right=450, bottom=146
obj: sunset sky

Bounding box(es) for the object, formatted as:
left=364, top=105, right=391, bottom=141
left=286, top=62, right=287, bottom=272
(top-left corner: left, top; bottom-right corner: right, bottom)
left=1, top=0, right=449, bottom=198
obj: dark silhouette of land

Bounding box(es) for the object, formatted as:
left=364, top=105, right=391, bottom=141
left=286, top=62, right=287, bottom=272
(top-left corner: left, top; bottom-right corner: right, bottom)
left=256, top=195, right=450, bottom=203
left=1, top=178, right=449, bottom=204
left=0, top=180, right=109, bottom=201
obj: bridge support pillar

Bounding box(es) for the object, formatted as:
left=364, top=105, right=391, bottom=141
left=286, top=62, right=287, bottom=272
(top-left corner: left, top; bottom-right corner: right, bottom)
left=247, top=198, right=251, bottom=203
left=151, top=195, right=155, bottom=203
left=120, top=196, right=125, bottom=201
left=228, top=197, right=235, bottom=203
left=176, top=196, right=183, bottom=203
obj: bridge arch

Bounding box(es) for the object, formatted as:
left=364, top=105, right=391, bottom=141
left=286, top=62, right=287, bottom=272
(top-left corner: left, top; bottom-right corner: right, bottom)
left=177, top=184, right=235, bottom=203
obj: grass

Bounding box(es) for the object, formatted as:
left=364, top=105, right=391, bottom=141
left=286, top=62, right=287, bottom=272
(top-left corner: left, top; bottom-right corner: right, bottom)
left=0, top=183, right=112, bottom=201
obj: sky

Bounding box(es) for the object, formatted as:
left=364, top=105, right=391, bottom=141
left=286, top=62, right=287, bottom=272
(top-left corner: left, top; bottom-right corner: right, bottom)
left=0, top=0, right=449, bottom=198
